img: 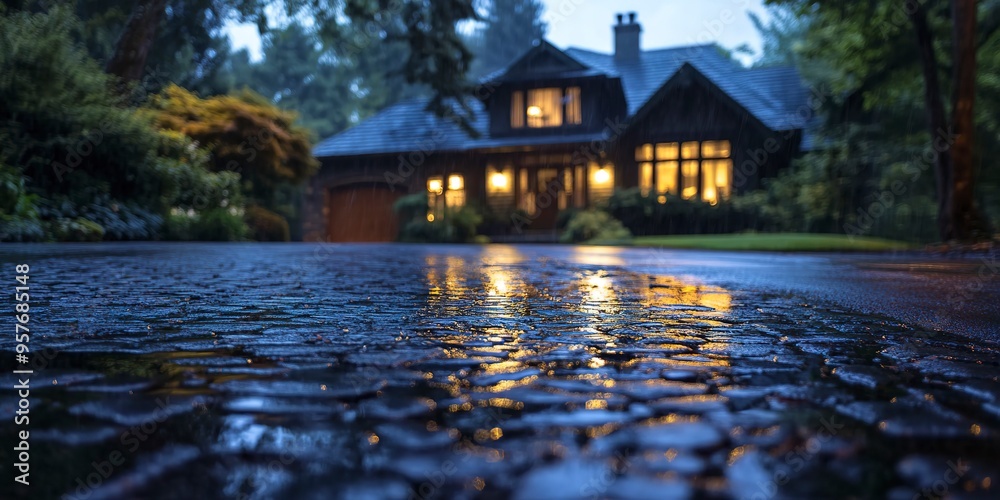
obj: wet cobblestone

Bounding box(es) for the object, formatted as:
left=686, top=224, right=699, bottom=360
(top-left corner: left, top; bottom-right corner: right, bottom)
left=1, top=244, right=997, bottom=499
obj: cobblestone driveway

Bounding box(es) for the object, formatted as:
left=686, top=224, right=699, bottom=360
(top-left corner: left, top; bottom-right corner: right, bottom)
left=0, top=244, right=997, bottom=499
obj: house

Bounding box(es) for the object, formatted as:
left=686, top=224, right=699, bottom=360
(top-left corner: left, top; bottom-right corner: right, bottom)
left=304, top=12, right=813, bottom=243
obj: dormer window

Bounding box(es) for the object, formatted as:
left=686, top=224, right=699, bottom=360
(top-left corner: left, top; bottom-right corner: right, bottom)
left=511, top=87, right=582, bottom=129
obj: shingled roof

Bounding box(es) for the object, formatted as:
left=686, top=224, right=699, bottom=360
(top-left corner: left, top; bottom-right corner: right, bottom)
left=313, top=42, right=811, bottom=158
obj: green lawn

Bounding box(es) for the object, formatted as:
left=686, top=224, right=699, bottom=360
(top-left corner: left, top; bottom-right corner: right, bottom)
left=630, top=233, right=916, bottom=252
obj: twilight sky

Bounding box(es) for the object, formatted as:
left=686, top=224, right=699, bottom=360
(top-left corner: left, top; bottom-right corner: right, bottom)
left=227, top=0, right=771, bottom=65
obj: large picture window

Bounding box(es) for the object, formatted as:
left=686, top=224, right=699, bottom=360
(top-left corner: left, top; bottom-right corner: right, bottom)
left=637, top=140, right=732, bottom=204
left=512, top=86, right=582, bottom=129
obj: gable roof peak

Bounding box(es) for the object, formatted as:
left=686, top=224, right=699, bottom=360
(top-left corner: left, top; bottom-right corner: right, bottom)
left=492, top=38, right=593, bottom=81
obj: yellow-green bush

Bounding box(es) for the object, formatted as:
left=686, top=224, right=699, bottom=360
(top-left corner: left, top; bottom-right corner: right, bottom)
left=245, top=205, right=290, bottom=242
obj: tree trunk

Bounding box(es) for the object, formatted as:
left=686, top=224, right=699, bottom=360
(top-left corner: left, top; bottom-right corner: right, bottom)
left=949, top=0, right=986, bottom=241
left=908, top=2, right=953, bottom=240
left=105, top=0, right=168, bottom=82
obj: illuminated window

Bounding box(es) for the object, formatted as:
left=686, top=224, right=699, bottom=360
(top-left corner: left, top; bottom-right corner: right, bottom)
left=702, top=140, right=731, bottom=159
left=639, top=162, right=653, bottom=196
left=565, top=87, right=582, bottom=125
left=427, top=174, right=465, bottom=221
left=512, top=87, right=582, bottom=128
left=511, top=91, right=525, bottom=129
left=445, top=175, right=465, bottom=208
left=636, top=144, right=653, bottom=162
left=427, top=176, right=444, bottom=221
left=681, top=141, right=700, bottom=159
left=639, top=140, right=732, bottom=203
left=700, top=140, right=731, bottom=204
left=638, top=142, right=680, bottom=198
left=526, top=88, right=563, bottom=128
left=657, top=143, right=680, bottom=161
left=701, top=160, right=732, bottom=205
left=681, top=161, right=699, bottom=199
left=656, top=161, right=678, bottom=197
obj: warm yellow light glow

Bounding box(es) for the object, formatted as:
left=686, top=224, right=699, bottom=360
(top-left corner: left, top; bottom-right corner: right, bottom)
left=427, top=178, right=443, bottom=194
left=681, top=141, right=700, bottom=159
left=489, top=171, right=509, bottom=190
left=636, top=144, right=654, bottom=162
left=526, top=105, right=543, bottom=117
left=656, top=142, right=680, bottom=160
left=704, top=187, right=718, bottom=205
left=657, top=195, right=667, bottom=204
left=593, top=167, right=611, bottom=185
left=702, top=140, right=731, bottom=158
left=448, top=174, right=464, bottom=191
left=427, top=213, right=435, bottom=222
left=639, top=162, right=653, bottom=195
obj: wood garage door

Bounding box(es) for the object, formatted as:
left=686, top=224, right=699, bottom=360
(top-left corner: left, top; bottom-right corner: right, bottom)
left=327, top=183, right=402, bottom=242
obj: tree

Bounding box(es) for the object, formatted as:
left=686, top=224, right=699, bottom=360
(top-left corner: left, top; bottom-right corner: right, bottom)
left=230, top=22, right=387, bottom=139
left=104, top=0, right=168, bottom=82
left=468, top=0, right=547, bottom=78
left=102, top=0, right=482, bottom=133
left=766, top=0, right=992, bottom=241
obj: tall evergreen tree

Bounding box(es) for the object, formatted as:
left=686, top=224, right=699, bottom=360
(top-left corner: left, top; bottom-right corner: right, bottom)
left=469, top=0, right=547, bottom=78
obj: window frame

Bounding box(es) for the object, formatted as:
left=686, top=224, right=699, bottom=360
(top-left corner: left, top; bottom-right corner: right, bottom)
left=510, top=85, right=583, bottom=129
left=637, top=140, right=733, bottom=204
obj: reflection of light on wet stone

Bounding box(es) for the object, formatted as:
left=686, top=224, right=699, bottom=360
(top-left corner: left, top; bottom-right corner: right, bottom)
left=648, top=394, right=729, bottom=414
left=725, top=449, right=772, bottom=500
left=67, top=396, right=206, bottom=426
left=86, top=445, right=200, bottom=500
left=373, top=422, right=457, bottom=450
left=33, top=426, right=122, bottom=446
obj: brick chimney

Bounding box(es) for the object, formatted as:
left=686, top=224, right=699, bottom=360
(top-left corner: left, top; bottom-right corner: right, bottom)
left=614, top=12, right=641, bottom=62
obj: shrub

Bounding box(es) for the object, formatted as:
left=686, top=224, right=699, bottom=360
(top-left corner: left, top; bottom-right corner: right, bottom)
left=162, top=212, right=194, bottom=241
left=605, top=187, right=756, bottom=236
left=393, top=194, right=484, bottom=243
left=191, top=208, right=247, bottom=241
left=246, top=205, right=290, bottom=242
left=0, top=161, right=43, bottom=242
left=560, top=209, right=632, bottom=244
left=46, top=217, right=105, bottom=242
left=163, top=208, right=247, bottom=241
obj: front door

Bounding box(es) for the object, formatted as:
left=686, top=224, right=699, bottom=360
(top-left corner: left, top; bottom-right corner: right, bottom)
left=535, top=168, right=562, bottom=230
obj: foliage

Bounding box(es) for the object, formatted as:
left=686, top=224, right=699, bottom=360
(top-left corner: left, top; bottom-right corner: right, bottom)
left=393, top=193, right=483, bottom=243
left=229, top=22, right=387, bottom=140
left=559, top=209, right=632, bottom=244
left=632, top=233, right=914, bottom=252
left=164, top=208, right=247, bottom=241
left=46, top=217, right=105, bottom=242
left=0, top=161, right=44, bottom=242
left=602, top=188, right=753, bottom=236
left=144, top=84, right=317, bottom=239
left=246, top=205, right=291, bottom=242
left=468, top=0, right=547, bottom=78
left=145, top=84, right=318, bottom=187
left=0, top=6, right=249, bottom=241
left=763, top=0, right=997, bottom=240
left=71, top=0, right=236, bottom=96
